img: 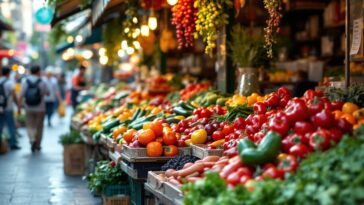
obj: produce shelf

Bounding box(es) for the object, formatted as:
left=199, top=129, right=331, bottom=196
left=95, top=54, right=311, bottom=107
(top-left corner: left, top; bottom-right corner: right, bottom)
left=144, top=183, right=174, bottom=205
left=191, top=144, right=223, bottom=159
left=109, top=151, right=122, bottom=165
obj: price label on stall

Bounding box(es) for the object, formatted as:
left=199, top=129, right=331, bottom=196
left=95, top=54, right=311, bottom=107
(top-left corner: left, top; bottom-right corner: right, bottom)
left=350, top=18, right=363, bottom=55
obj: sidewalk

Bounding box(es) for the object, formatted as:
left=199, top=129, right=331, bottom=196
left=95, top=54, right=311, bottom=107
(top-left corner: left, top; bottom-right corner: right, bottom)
left=0, top=112, right=101, bottom=205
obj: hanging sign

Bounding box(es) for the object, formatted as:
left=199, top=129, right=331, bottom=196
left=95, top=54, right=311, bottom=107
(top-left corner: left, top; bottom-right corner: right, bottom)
left=35, top=7, right=54, bottom=25
left=350, top=18, right=363, bottom=55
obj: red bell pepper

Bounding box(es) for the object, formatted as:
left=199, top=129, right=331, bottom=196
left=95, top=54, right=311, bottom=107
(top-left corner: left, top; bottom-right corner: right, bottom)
left=311, top=109, right=335, bottom=128
left=293, top=121, right=315, bottom=136
left=309, top=129, right=331, bottom=150
left=285, top=99, right=309, bottom=123
left=289, top=143, right=310, bottom=158
left=306, top=97, right=324, bottom=116
left=253, top=102, right=267, bottom=114
left=278, top=155, right=299, bottom=173
left=268, top=112, right=289, bottom=136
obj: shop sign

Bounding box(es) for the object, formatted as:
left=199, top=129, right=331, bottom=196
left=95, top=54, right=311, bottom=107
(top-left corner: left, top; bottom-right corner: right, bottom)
left=35, top=7, right=54, bottom=25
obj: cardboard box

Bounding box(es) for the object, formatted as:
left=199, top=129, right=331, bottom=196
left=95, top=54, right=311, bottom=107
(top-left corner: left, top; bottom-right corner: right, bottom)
left=63, top=144, right=86, bottom=175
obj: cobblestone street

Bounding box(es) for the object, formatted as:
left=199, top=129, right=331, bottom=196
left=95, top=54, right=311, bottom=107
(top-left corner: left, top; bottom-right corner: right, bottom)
left=0, top=114, right=101, bottom=205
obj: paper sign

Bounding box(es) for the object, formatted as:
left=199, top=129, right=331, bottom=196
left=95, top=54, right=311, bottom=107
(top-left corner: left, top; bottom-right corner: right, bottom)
left=350, top=18, right=363, bottom=55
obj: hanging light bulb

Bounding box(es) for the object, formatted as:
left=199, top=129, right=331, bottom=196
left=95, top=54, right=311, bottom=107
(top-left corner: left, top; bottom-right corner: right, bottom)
left=133, top=41, right=141, bottom=50
left=148, top=10, right=157, bottom=30
left=99, top=56, right=108, bottom=65
left=141, top=24, right=150, bottom=37
left=121, top=40, right=128, bottom=50
left=132, top=17, right=138, bottom=24
left=98, top=48, right=106, bottom=56
left=167, top=0, right=178, bottom=6
left=124, top=27, right=130, bottom=33
left=126, top=47, right=135, bottom=55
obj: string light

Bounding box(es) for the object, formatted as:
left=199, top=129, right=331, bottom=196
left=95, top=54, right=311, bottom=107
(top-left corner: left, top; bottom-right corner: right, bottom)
left=148, top=10, right=157, bottom=30
left=98, top=48, right=106, bottom=56
left=99, top=56, right=108, bottom=65
left=167, top=0, right=178, bottom=6
left=141, top=25, right=149, bottom=37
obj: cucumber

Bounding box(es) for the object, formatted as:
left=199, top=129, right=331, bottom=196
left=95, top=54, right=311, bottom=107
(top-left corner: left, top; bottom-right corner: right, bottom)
left=166, top=118, right=180, bottom=124
left=180, top=102, right=194, bottom=111
left=102, top=119, right=120, bottom=133
left=131, top=109, right=141, bottom=122
left=173, top=106, right=192, bottom=117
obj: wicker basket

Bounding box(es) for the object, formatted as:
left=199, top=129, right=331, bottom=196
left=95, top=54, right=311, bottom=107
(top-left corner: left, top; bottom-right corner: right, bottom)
left=103, top=195, right=129, bottom=205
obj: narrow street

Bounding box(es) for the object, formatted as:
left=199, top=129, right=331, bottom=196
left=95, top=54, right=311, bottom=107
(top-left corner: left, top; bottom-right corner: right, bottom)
left=0, top=112, right=101, bottom=205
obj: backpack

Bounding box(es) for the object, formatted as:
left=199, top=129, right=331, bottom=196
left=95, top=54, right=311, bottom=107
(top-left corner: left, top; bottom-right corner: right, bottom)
left=0, top=79, right=8, bottom=113
left=25, top=79, right=42, bottom=106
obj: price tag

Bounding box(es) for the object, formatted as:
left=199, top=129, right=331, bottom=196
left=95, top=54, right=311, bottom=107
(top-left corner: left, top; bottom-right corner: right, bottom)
left=350, top=18, right=363, bottom=55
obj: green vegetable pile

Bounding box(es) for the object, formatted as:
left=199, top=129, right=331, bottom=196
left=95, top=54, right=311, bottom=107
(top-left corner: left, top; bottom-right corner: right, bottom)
left=182, top=126, right=364, bottom=205
left=325, top=84, right=364, bottom=107
left=59, top=130, right=83, bottom=145
left=215, top=104, right=253, bottom=123
left=85, top=161, right=128, bottom=194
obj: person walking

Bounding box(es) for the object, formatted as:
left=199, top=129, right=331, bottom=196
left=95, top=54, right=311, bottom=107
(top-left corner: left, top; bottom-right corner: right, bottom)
left=19, top=65, right=49, bottom=153
left=0, top=66, right=20, bottom=150
left=71, top=65, right=88, bottom=110
left=44, top=68, right=62, bottom=127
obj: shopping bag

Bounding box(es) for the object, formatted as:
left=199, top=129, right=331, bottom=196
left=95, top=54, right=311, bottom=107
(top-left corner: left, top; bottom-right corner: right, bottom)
left=58, top=102, right=66, bottom=118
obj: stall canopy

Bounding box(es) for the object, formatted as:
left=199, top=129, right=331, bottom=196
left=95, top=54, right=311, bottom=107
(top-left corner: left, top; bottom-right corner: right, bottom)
left=91, top=0, right=125, bottom=27
left=56, top=27, right=102, bottom=54
left=51, top=0, right=90, bottom=27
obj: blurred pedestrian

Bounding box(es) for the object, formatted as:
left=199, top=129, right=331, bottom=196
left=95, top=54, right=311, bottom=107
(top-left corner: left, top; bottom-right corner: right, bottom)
left=0, top=66, right=20, bottom=150
left=44, top=68, right=62, bottom=127
left=19, top=65, right=49, bottom=153
left=71, top=65, right=88, bottom=110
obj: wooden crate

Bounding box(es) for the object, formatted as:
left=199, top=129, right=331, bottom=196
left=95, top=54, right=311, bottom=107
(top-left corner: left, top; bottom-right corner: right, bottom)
left=103, top=195, right=129, bottom=205
left=191, top=144, right=223, bottom=159
left=164, top=182, right=183, bottom=201
left=122, top=145, right=191, bottom=159
left=147, top=171, right=166, bottom=191
left=63, top=144, right=86, bottom=176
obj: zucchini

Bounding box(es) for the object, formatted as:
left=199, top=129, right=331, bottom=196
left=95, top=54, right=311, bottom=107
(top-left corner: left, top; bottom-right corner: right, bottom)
left=102, top=119, right=120, bottom=133
left=173, top=106, right=192, bottom=117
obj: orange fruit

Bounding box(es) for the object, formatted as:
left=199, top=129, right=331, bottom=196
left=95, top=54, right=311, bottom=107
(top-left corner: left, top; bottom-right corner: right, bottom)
left=143, top=122, right=152, bottom=130
left=150, top=121, right=163, bottom=137
left=137, top=129, right=156, bottom=146
left=163, top=131, right=177, bottom=145
left=146, top=142, right=163, bottom=157
left=341, top=113, right=357, bottom=125
left=123, top=129, right=137, bottom=143
left=332, top=110, right=343, bottom=120
left=342, top=102, right=359, bottom=114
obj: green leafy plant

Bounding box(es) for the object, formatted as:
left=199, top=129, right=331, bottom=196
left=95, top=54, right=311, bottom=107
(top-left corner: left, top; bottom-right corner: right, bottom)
left=85, top=160, right=128, bottom=194
left=229, top=25, right=263, bottom=68
left=59, top=130, right=83, bottom=145
left=325, top=84, right=364, bottom=107
left=182, top=125, right=364, bottom=205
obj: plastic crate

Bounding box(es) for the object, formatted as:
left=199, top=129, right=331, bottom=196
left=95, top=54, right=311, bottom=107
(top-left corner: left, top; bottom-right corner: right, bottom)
left=103, top=184, right=130, bottom=197
left=103, top=195, right=129, bottom=205
left=128, top=177, right=144, bottom=205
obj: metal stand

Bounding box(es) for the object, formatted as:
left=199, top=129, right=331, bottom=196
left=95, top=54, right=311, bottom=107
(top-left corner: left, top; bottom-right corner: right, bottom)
left=345, top=0, right=351, bottom=88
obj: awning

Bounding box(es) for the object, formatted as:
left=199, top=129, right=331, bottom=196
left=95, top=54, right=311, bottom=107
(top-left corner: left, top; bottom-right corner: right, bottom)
left=91, top=0, right=125, bottom=27
left=51, top=0, right=90, bottom=27
left=56, top=27, right=102, bottom=54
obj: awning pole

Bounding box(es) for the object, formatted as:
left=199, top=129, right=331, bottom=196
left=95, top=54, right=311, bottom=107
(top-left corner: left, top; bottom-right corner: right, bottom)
left=345, top=0, right=351, bottom=88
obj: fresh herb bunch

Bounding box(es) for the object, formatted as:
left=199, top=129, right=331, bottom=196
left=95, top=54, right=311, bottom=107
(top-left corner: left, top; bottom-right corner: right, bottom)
left=214, top=104, right=253, bottom=123
left=182, top=125, right=364, bottom=205
left=194, top=0, right=232, bottom=56
left=324, top=84, right=364, bottom=107
left=59, top=130, right=83, bottom=145
left=85, top=161, right=128, bottom=194
left=229, top=24, right=263, bottom=68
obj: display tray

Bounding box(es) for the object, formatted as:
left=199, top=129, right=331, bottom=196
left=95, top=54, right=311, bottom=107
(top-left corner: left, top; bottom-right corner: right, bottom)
left=164, top=182, right=183, bottom=202
left=106, top=137, right=116, bottom=152
left=109, top=151, right=122, bottom=165
left=144, top=183, right=174, bottom=205
left=120, top=160, right=166, bottom=180
left=80, top=128, right=96, bottom=145
left=122, top=145, right=191, bottom=162
left=146, top=171, right=166, bottom=191
left=71, top=118, right=84, bottom=131
left=191, top=144, right=223, bottom=159
left=99, top=145, right=109, bottom=159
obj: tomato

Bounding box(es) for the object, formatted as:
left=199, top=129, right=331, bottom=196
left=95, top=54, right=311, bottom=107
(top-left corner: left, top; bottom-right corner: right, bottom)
left=293, top=121, right=315, bottom=136
left=278, top=155, right=298, bottom=173
left=150, top=120, right=163, bottom=137
left=311, top=109, right=335, bottom=128
left=277, top=87, right=291, bottom=98
left=137, top=129, right=156, bottom=146
left=123, top=129, right=137, bottom=143
left=329, top=127, right=343, bottom=143
left=164, top=145, right=179, bottom=157
left=303, top=89, right=323, bottom=101
left=163, top=131, right=178, bottom=145
left=233, top=117, right=246, bottom=130
left=264, top=92, right=280, bottom=107
left=222, top=124, right=235, bottom=136
left=331, top=101, right=344, bottom=111
left=226, top=171, right=241, bottom=186
left=309, top=129, right=331, bottom=150
left=212, top=130, right=224, bottom=141
left=342, top=102, right=359, bottom=114
left=289, top=143, right=310, bottom=158
left=253, top=102, right=267, bottom=114
left=262, top=166, right=284, bottom=180
left=268, top=112, right=289, bottom=136
left=285, top=99, right=309, bottom=123
left=156, top=137, right=163, bottom=143
left=146, top=142, right=163, bottom=157
left=214, top=105, right=225, bottom=115
left=191, top=129, right=208, bottom=144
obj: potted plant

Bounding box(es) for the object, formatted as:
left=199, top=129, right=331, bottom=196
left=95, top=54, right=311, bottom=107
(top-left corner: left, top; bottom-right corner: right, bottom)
left=229, top=24, right=266, bottom=96
left=59, top=130, right=85, bottom=175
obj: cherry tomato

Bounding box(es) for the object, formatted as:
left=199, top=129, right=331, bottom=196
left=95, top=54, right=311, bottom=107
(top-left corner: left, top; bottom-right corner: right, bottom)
left=222, top=124, right=235, bottom=136
left=233, top=117, right=246, bottom=130
left=289, top=143, right=310, bottom=158
left=212, top=130, right=224, bottom=141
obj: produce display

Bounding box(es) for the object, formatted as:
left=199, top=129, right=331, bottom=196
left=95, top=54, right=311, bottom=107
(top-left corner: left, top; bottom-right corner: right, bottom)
left=72, top=78, right=364, bottom=205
